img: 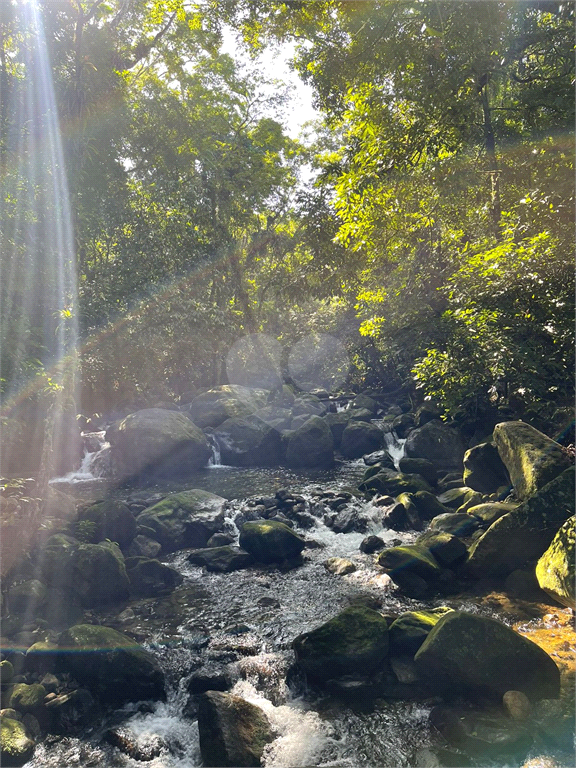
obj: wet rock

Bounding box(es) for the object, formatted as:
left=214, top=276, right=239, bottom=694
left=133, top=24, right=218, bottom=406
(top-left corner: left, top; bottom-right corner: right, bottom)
left=324, top=412, right=351, bottom=447
left=214, top=415, right=283, bottom=466
left=414, top=611, right=560, bottom=701
left=126, top=557, right=183, bottom=596
left=360, top=535, right=385, bottom=554
left=74, top=540, right=130, bottom=606
left=76, top=500, right=136, bottom=546
left=395, top=493, right=423, bottom=531
left=331, top=507, right=366, bottom=534
left=504, top=569, right=545, bottom=600
left=6, top=684, right=45, bottom=717
left=44, top=688, right=97, bottom=734
left=198, top=690, right=273, bottom=767
left=389, top=608, right=454, bottom=656
left=429, top=512, right=479, bottom=538
left=467, top=468, right=574, bottom=576
left=324, top=557, right=356, bottom=575
left=206, top=532, right=235, bottom=547
left=340, top=421, right=383, bottom=459
left=436, top=487, right=474, bottom=508
left=187, top=546, right=254, bottom=573
left=7, top=581, right=47, bottom=617
left=405, top=421, right=466, bottom=470
left=24, top=642, right=59, bottom=675
left=105, top=727, right=164, bottom=762
left=363, top=450, right=395, bottom=469
left=392, top=412, right=415, bottom=438
left=350, top=394, right=379, bottom=414
left=493, top=421, right=570, bottom=500
left=285, top=416, right=334, bottom=468
left=137, top=489, right=226, bottom=551
left=0, top=715, right=35, bottom=766
left=416, top=531, right=468, bottom=568
left=467, top=502, right=517, bottom=527
left=377, top=544, right=441, bottom=580
left=126, top=534, right=162, bottom=559
left=183, top=385, right=269, bottom=430
left=293, top=606, right=389, bottom=682
left=399, top=458, right=438, bottom=485
left=463, top=442, right=510, bottom=494
left=503, top=690, right=531, bottom=721
left=412, top=491, right=449, bottom=520
left=360, top=469, right=432, bottom=496
left=381, top=502, right=409, bottom=531
left=535, top=516, right=575, bottom=608
left=239, top=520, right=305, bottom=564
left=187, top=664, right=232, bottom=694
left=1, top=661, right=14, bottom=688
left=57, top=624, right=165, bottom=706
left=454, top=491, right=484, bottom=514
left=108, top=408, right=211, bottom=479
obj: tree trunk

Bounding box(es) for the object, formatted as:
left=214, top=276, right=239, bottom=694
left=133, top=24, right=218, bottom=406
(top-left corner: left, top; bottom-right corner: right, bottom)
left=480, top=81, right=502, bottom=241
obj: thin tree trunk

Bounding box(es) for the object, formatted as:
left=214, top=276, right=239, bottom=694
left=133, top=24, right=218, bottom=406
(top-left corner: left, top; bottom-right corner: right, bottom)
left=480, top=82, right=502, bottom=241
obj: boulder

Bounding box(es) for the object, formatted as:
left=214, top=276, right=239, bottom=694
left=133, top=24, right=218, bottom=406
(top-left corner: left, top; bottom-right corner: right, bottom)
left=412, top=491, right=449, bottom=520
left=76, top=500, right=136, bottom=546
left=187, top=546, right=254, bottom=573
left=324, top=557, right=357, bottom=575
left=0, top=716, right=35, bottom=766
left=429, top=513, right=479, bottom=538
left=467, top=468, right=574, bottom=576
left=467, top=502, right=518, bottom=527
left=377, top=545, right=441, bottom=580
left=340, top=421, right=383, bottom=459
left=414, top=611, right=560, bottom=702
left=416, top=531, right=468, bottom=568
left=6, top=684, right=46, bottom=717
left=350, top=394, right=379, bottom=414
left=392, top=412, right=414, bottom=438
left=389, top=608, right=454, bottom=656
left=198, top=690, right=273, bottom=767
left=74, top=541, right=130, bottom=606
left=126, top=534, right=162, bottom=559
left=360, top=469, right=431, bottom=496
left=213, top=415, right=283, bottom=466
left=293, top=606, right=389, bottom=682
left=324, top=412, right=351, bottom=447
left=396, top=493, right=423, bottom=531
left=360, top=535, right=385, bottom=554
left=44, top=688, right=97, bottom=734
left=125, top=558, right=183, bottom=597
left=404, top=421, right=466, bottom=470
left=535, top=517, right=575, bottom=608
left=7, top=580, right=47, bottom=617
left=291, top=395, right=326, bottom=418
left=57, top=624, right=165, bottom=705
left=184, top=385, right=269, bottom=429
left=462, top=442, right=509, bottom=494
left=399, top=458, right=438, bottom=486
left=137, top=490, right=226, bottom=551
left=41, top=534, right=81, bottom=592
left=108, top=408, right=211, bottom=479
left=239, top=521, right=305, bottom=564
left=285, top=416, right=334, bottom=468
left=436, top=487, right=475, bottom=509
left=493, top=421, right=570, bottom=500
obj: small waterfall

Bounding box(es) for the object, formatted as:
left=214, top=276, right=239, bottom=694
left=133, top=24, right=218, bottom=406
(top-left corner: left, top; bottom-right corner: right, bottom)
left=207, top=434, right=223, bottom=467
left=382, top=427, right=406, bottom=469
left=50, top=431, right=110, bottom=483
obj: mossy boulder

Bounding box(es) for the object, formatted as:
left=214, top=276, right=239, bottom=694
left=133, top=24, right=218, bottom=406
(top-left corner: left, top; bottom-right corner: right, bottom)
left=76, top=500, right=136, bottom=546
left=340, top=421, right=383, bottom=459
left=198, top=690, right=273, bottom=767
left=493, top=421, right=570, bottom=500
left=377, top=545, right=441, bottom=579
left=389, top=608, right=454, bottom=656
left=462, top=442, right=510, bottom=494
left=412, top=491, right=449, bottom=520
left=360, top=469, right=431, bottom=496
left=0, top=661, right=14, bottom=688
left=41, top=534, right=80, bottom=592
left=436, top=487, right=475, bottom=509
left=57, top=624, right=165, bottom=705
left=138, top=489, right=226, bottom=551
left=293, top=606, right=389, bottom=681
left=429, top=513, right=479, bottom=538
left=239, top=520, right=305, bottom=564
left=324, top=412, right=352, bottom=447
left=399, top=458, right=438, bottom=485
left=0, top=716, right=35, bottom=766
left=213, top=415, right=283, bottom=466
left=404, top=420, right=466, bottom=470
left=416, top=531, right=468, bottom=568
left=467, top=467, right=574, bottom=576
left=7, top=580, right=47, bottom=616
left=187, top=546, right=254, bottom=572
left=6, top=683, right=46, bottom=716
left=185, top=385, right=269, bottom=429
left=285, top=415, right=334, bottom=468
left=535, top=517, right=575, bottom=608
left=414, top=611, right=560, bottom=702
left=125, top=557, right=183, bottom=597
left=108, top=408, right=211, bottom=479
left=467, top=502, right=518, bottom=527
left=74, top=541, right=130, bottom=606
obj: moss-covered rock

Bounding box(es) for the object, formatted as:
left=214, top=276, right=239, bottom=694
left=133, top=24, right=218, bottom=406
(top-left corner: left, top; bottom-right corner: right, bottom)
left=416, top=531, right=468, bottom=568
left=76, top=500, right=136, bottom=546
left=436, top=487, right=475, bottom=509
left=285, top=415, right=334, bottom=468
left=324, top=411, right=351, bottom=447
left=360, top=469, right=431, bottom=496
left=395, top=493, right=423, bottom=531
left=293, top=606, right=389, bottom=681
left=398, top=458, right=438, bottom=485
left=109, top=408, right=211, bottom=479
left=137, top=489, right=226, bottom=551
left=404, top=420, right=466, bottom=470
left=0, top=661, right=14, bottom=688
left=467, top=467, right=574, bottom=576
left=429, top=513, right=479, bottom=538
left=41, top=534, right=80, bottom=592
left=198, top=690, right=273, bottom=767
left=57, top=624, right=165, bottom=705
left=467, top=502, right=518, bottom=526
left=74, top=541, right=130, bottom=606
left=126, top=557, right=183, bottom=597
left=493, top=421, right=570, bottom=500
left=389, top=608, right=454, bottom=656
left=463, top=442, right=510, bottom=494
left=412, top=491, right=449, bottom=520
left=187, top=546, right=254, bottom=572
left=214, top=415, right=283, bottom=466
left=6, top=683, right=46, bottom=715
left=7, top=580, right=47, bottom=616
left=239, top=520, right=305, bottom=564
left=0, top=716, right=35, bottom=766
left=414, top=611, right=560, bottom=702
left=340, top=421, right=383, bottom=459
left=535, top=517, right=575, bottom=608
left=185, top=385, right=270, bottom=429
left=377, top=545, right=441, bottom=579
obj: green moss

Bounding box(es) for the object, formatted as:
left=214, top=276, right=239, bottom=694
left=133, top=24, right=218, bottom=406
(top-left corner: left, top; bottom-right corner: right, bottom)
left=389, top=607, right=454, bottom=655
left=536, top=517, right=575, bottom=608
left=8, top=683, right=46, bottom=712
left=377, top=544, right=441, bottom=577
left=1, top=717, right=35, bottom=766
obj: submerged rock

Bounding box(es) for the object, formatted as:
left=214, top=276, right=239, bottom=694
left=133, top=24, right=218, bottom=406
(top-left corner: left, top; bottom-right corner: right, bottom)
left=293, top=605, right=389, bottom=682
left=239, top=520, right=305, bottom=564
left=493, top=421, right=570, bottom=500
left=535, top=516, right=575, bottom=608
left=198, top=690, right=273, bottom=767
left=414, top=611, right=560, bottom=701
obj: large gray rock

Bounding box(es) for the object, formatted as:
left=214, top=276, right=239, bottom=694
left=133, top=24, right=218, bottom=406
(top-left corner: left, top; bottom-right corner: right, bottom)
left=76, top=500, right=136, bottom=546
left=462, top=442, right=510, bottom=494
left=108, top=408, right=211, bottom=479
left=137, top=490, right=226, bottom=551
left=185, top=386, right=269, bottom=429
left=198, top=691, right=273, bottom=767
left=405, top=421, right=466, bottom=470
left=57, top=624, right=165, bottom=705
left=125, top=557, right=183, bottom=597
left=187, top=546, right=254, bottom=572
left=340, top=421, right=383, bottom=459
left=414, top=611, right=560, bottom=702
left=535, top=516, right=575, bottom=608
left=467, top=467, right=574, bottom=576
left=493, top=421, right=570, bottom=500
left=285, top=415, right=334, bottom=468
left=214, top=415, right=283, bottom=466
left=239, top=520, right=305, bottom=564
left=293, top=606, right=389, bottom=682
